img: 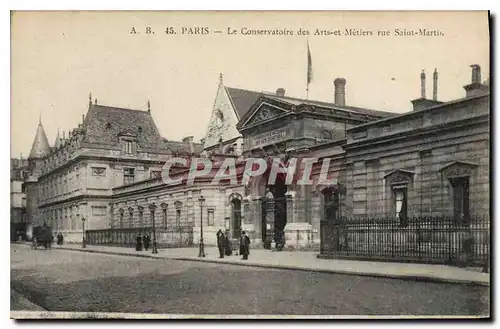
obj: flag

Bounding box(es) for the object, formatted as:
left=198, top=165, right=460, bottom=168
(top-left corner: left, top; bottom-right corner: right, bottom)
left=307, top=40, right=313, bottom=85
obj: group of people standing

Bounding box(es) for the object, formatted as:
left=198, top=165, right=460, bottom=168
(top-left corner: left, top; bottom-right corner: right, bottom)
left=135, top=233, right=152, bottom=251
left=216, top=229, right=251, bottom=260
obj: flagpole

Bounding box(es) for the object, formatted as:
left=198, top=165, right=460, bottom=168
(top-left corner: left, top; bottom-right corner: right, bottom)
left=306, top=38, right=309, bottom=101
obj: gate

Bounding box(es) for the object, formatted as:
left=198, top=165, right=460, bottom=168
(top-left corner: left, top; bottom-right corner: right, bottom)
left=261, top=197, right=275, bottom=249
left=319, top=188, right=341, bottom=254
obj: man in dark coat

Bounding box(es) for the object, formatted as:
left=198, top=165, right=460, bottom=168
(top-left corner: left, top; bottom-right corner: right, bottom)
left=143, top=233, right=151, bottom=251
left=224, top=230, right=233, bottom=256
left=136, top=233, right=143, bottom=251
left=216, top=229, right=225, bottom=258
left=240, top=231, right=250, bottom=260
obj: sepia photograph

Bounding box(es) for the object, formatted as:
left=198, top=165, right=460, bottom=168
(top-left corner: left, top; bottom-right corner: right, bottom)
left=9, top=10, right=490, bottom=319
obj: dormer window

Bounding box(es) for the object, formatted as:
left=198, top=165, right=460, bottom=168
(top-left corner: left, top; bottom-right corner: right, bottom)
left=118, top=130, right=138, bottom=155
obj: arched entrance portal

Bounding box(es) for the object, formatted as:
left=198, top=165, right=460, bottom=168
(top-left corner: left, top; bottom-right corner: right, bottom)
left=262, top=175, right=287, bottom=248
left=231, top=198, right=242, bottom=239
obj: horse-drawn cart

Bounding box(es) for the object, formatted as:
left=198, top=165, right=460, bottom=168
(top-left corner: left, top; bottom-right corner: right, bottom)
left=31, top=225, right=53, bottom=250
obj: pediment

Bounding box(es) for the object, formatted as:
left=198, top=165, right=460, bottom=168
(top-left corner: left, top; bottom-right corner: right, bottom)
left=240, top=99, right=291, bottom=128
left=384, top=169, right=415, bottom=184
left=439, top=161, right=478, bottom=178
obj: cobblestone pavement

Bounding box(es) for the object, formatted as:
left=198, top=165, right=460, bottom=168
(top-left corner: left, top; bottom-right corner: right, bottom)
left=11, top=245, right=490, bottom=316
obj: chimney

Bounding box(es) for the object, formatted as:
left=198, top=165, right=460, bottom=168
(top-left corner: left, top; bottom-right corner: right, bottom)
left=182, top=136, right=194, bottom=143
left=471, top=64, right=481, bottom=84
left=420, top=69, right=426, bottom=99
left=463, top=64, right=489, bottom=97
left=433, top=68, right=438, bottom=101
left=276, top=88, right=286, bottom=97
left=411, top=69, right=443, bottom=111
left=333, top=78, right=346, bottom=106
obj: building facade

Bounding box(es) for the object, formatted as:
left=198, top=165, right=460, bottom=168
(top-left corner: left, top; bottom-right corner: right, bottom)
left=10, top=158, right=29, bottom=240
left=23, top=97, right=201, bottom=242
left=19, top=64, right=490, bottom=265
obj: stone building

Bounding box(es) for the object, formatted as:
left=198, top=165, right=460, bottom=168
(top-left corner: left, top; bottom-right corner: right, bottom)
left=26, top=97, right=200, bottom=242
left=10, top=157, right=29, bottom=240
left=19, top=64, right=489, bottom=265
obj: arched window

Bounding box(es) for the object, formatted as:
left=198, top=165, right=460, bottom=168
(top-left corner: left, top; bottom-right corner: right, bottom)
left=119, top=208, right=124, bottom=228
left=161, top=203, right=168, bottom=229
left=174, top=201, right=182, bottom=227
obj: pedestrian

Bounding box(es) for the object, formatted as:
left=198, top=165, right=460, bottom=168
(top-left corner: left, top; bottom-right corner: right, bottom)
left=239, top=230, right=244, bottom=256
left=216, top=229, right=225, bottom=258
left=224, top=230, right=233, bottom=256
left=240, top=231, right=250, bottom=260
left=143, top=233, right=150, bottom=251
left=57, top=232, right=64, bottom=245
left=136, top=233, right=143, bottom=251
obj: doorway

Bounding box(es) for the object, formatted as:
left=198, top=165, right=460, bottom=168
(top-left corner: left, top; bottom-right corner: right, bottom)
left=261, top=175, right=287, bottom=247
left=231, top=199, right=242, bottom=239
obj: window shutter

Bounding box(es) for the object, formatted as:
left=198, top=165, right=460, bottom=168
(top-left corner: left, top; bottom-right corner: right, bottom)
left=132, top=142, right=137, bottom=154
left=121, top=141, right=126, bottom=154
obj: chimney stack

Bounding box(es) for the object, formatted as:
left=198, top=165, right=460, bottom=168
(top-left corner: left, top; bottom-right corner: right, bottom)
left=432, top=68, right=438, bottom=101
left=471, top=64, right=481, bottom=84
left=182, top=136, right=195, bottom=154
left=276, top=88, right=286, bottom=97
left=333, top=78, right=346, bottom=106
left=463, top=64, right=489, bottom=97
left=420, top=70, right=426, bottom=99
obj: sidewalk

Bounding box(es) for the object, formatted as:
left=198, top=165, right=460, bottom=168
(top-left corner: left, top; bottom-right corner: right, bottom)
left=15, top=242, right=490, bottom=286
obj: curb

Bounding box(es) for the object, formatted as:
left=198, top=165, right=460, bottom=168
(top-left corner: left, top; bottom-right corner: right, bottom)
left=56, top=246, right=165, bottom=259
left=168, top=257, right=490, bottom=287
left=14, top=244, right=489, bottom=287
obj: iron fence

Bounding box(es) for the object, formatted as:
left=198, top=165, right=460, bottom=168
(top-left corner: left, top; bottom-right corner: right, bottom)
left=321, top=215, right=490, bottom=267
left=86, top=225, right=194, bottom=248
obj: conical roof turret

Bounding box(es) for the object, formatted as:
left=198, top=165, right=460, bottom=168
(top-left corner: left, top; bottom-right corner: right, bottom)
left=53, top=129, right=61, bottom=149
left=28, top=117, right=50, bottom=159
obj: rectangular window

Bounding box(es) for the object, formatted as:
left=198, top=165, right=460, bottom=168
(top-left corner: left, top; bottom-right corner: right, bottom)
left=124, top=168, right=135, bottom=185
left=125, top=141, right=133, bottom=154
left=451, top=177, right=470, bottom=225
left=393, top=187, right=408, bottom=227
left=207, top=209, right=215, bottom=226
left=162, top=209, right=167, bottom=228
left=92, top=206, right=107, bottom=216
left=176, top=209, right=181, bottom=226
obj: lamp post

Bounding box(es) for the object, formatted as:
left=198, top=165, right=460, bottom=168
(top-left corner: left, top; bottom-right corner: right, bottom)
left=81, top=216, right=86, bottom=248
left=149, top=203, right=158, bottom=254
left=198, top=195, right=206, bottom=257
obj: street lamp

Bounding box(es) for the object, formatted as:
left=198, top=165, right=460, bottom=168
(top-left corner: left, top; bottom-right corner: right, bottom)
left=81, top=216, right=86, bottom=248
left=198, top=195, right=206, bottom=257
left=149, top=203, right=158, bottom=254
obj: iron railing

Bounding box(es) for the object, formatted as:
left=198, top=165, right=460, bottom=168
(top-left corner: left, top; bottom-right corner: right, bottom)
left=321, top=215, right=490, bottom=267
left=85, top=225, right=194, bottom=248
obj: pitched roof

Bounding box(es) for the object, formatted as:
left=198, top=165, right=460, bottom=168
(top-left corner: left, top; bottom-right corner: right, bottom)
left=29, top=120, right=51, bottom=159
left=82, top=104, right=167, bottom=151
left=163, top=140, right=203, bottom=155
left=225, top=86, right=396, bottom=120
left=225, top=87, right=264, bottom=120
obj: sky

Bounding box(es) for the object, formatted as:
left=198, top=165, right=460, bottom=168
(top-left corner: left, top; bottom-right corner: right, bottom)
left=10, top=11, right=490, bottom=158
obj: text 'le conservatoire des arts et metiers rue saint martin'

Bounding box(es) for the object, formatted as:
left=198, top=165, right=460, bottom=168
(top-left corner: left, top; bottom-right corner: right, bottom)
left=230, top=27, right=444, bottom=36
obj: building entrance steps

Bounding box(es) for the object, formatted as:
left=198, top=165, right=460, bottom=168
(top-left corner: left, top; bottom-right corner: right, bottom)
left=13, top=242, right=489, bottom=286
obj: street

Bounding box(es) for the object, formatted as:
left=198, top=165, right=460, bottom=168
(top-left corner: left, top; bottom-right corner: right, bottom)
left=10, top=245, right=489, bottom=316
